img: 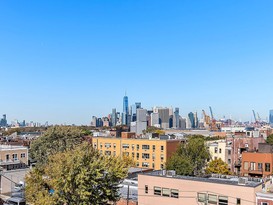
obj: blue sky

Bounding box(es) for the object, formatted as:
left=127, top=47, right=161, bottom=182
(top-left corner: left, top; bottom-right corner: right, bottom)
left=0, top=0, right=272, bottom=125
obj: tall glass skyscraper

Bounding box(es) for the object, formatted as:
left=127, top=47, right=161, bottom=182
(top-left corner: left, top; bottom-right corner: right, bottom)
left=123, top=95, right=129, bottom=114
left=122, top=94, right=129, bottom=125
left=270, top=110, right=273, bottom=125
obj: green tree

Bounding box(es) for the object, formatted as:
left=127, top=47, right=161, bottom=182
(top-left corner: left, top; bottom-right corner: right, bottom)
left=206, top=158, right=231, bottom=175
left=166, top=135, right=211, bottom=176
left=266, top=134, right=273, bottom=145
left=30, top=126, right=85, bottom=166
left=26, top=143, right=131, bottom=205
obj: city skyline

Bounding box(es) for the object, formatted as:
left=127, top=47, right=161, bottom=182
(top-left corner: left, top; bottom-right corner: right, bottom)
left=1, top=1, right=273, bottom=124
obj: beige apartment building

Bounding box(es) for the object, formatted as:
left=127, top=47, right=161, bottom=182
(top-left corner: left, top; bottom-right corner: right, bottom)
left=0, top=145, right=28, bottom=170
left=92, top=136, right=181, bottom=170
left=207, top=140, right=232, bottom=170
left=138, top=170, right=267, bottom=205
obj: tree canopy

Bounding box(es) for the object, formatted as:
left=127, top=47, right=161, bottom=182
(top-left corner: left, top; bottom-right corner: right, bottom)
left=205, top=158, right=231, bottom=175
left=266, top=134, right=273, bottom=145
left=166, top=135, right=211, bottom=176
left=30, top=126, right=86, bottom=166
left=26, top=143, right=130, bottom=205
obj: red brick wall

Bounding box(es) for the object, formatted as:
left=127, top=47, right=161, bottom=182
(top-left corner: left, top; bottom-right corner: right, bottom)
left=257, top=199, right=273, bottom=205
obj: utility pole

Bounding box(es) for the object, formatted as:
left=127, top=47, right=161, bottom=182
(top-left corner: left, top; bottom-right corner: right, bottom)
left=126, top=184, right=130, bottom=205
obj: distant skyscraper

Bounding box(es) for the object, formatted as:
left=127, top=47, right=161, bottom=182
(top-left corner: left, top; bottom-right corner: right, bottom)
left=111, top=108, right=117, bottom=126
left=194, top=111, right=198, bottom=128
left=123, top=95, right=129, bottom=114
left=188, top=112, right=195, bottom=129
left=174, top=108, right=179, bottom=128
left=0, top=114, right=7, bottom=127
left=270, top=110, right=273, bottom=125
left=158, top=108, right=170, bottom=129
left=122, top=94, right=129, bottom=125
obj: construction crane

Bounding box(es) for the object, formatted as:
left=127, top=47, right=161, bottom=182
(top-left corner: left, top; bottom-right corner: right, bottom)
left=209, top=106, right=214, bottom=120
left=252, top=110, right=257, bottom=122
left=202, top=110, right=210, bottom=127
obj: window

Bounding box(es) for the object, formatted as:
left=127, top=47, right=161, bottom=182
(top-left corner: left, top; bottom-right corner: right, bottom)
left=145, top=185, right=148, bottom=194
left=142, top=145, right=150, bottom=150
left=93, top=143, right=97, bottom=148
left=160, top=154, right=164, bottom=161
left=208, top=194, right=217, bottom=204
left=244, top=162, right=249, bottom=170
left=100, top=143, right=102, bottom=148
left=152, top=153, right=155, bottom=160
left=250, top=162, right=256, bottom=171
left=136, top=144, right=139, bottom=150
left=113, top=143, right=116, bottom=149
left=265, top=163, right=271, bottom=172
left=152, top=163, right=155, bottom=169
left=142, top=162, right=149, bottom=167
left=136, top=162, right=139, bottom=166
left=105, top=151, right=111, bottom=155
left=122, top=144, right=129, bottom=149
left=197, top=193, right=206, bottom=202
left=171, top=189, right=179, bottom=198
left=113, top=151, right=116, bottom=156
left=131, top=144, right=134, bottom=150
left=153, top=145, right=156, bottom=151
left=154, top=187, right=161, bottom=195
left=105, top=143, right=111, bottom=148
left=161, top=146, right=164, bottom=151
left=228, top=150, right=231, bottom=155
left=236, top=198, right=241, bottom=205
left=136, top=153, right=139, bottom=160
left=12, top=154, right=18, bottom=161
left=258, top=163, right=263, bottom=171
left=160, top=164, right=164, bottom=169
left=261, top=202, right=268, bottom=205
left=218, top=196, right=228, bottom=205
left=214, top=147, right=218, bottom=153
left=6, top=154, right=9, bottom=161
left=219, top=148, right=222, bottom=154
left=21, top=153, right=26, bottom=158
left=162, top=188, right=170, bottom=197
left=142, top=153, right=150, bottom=159
left=132, top=153, right=135, bottom=158
left=228, top=159, right=231, bottom=164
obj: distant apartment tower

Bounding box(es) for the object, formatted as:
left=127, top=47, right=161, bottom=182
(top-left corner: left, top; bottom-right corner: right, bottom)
left=270, top=110, right=273, bottom=125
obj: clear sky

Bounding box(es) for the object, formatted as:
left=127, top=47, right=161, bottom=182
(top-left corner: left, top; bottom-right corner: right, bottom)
left=0, top=0, right=273, bottom=125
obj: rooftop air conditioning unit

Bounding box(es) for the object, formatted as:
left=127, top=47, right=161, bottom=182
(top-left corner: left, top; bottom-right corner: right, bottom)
left=166, top=170, right=176, bottom=177
left=238, top=177, right=248, bottom=185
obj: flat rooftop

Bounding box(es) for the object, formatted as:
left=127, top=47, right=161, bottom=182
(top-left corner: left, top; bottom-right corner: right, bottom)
left=141, top=170, right=263, bottom=188
left=0, top=145, right=27, bottom=151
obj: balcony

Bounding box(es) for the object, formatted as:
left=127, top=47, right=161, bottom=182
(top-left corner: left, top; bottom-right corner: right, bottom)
left=248, top=168, right=263, bottom=175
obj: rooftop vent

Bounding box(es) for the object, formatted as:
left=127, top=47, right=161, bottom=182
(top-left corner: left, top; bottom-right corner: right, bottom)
left=238, top=177, right=248, bottom=185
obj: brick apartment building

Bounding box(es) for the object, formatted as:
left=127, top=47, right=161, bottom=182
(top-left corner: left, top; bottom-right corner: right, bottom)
left=241, top=143, right=273, bottom=177
left=92, top=134, right=181, bottom=170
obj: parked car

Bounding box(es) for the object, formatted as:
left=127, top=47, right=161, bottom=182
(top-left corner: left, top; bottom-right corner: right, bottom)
left=3, top=197, right=25, bottom=205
